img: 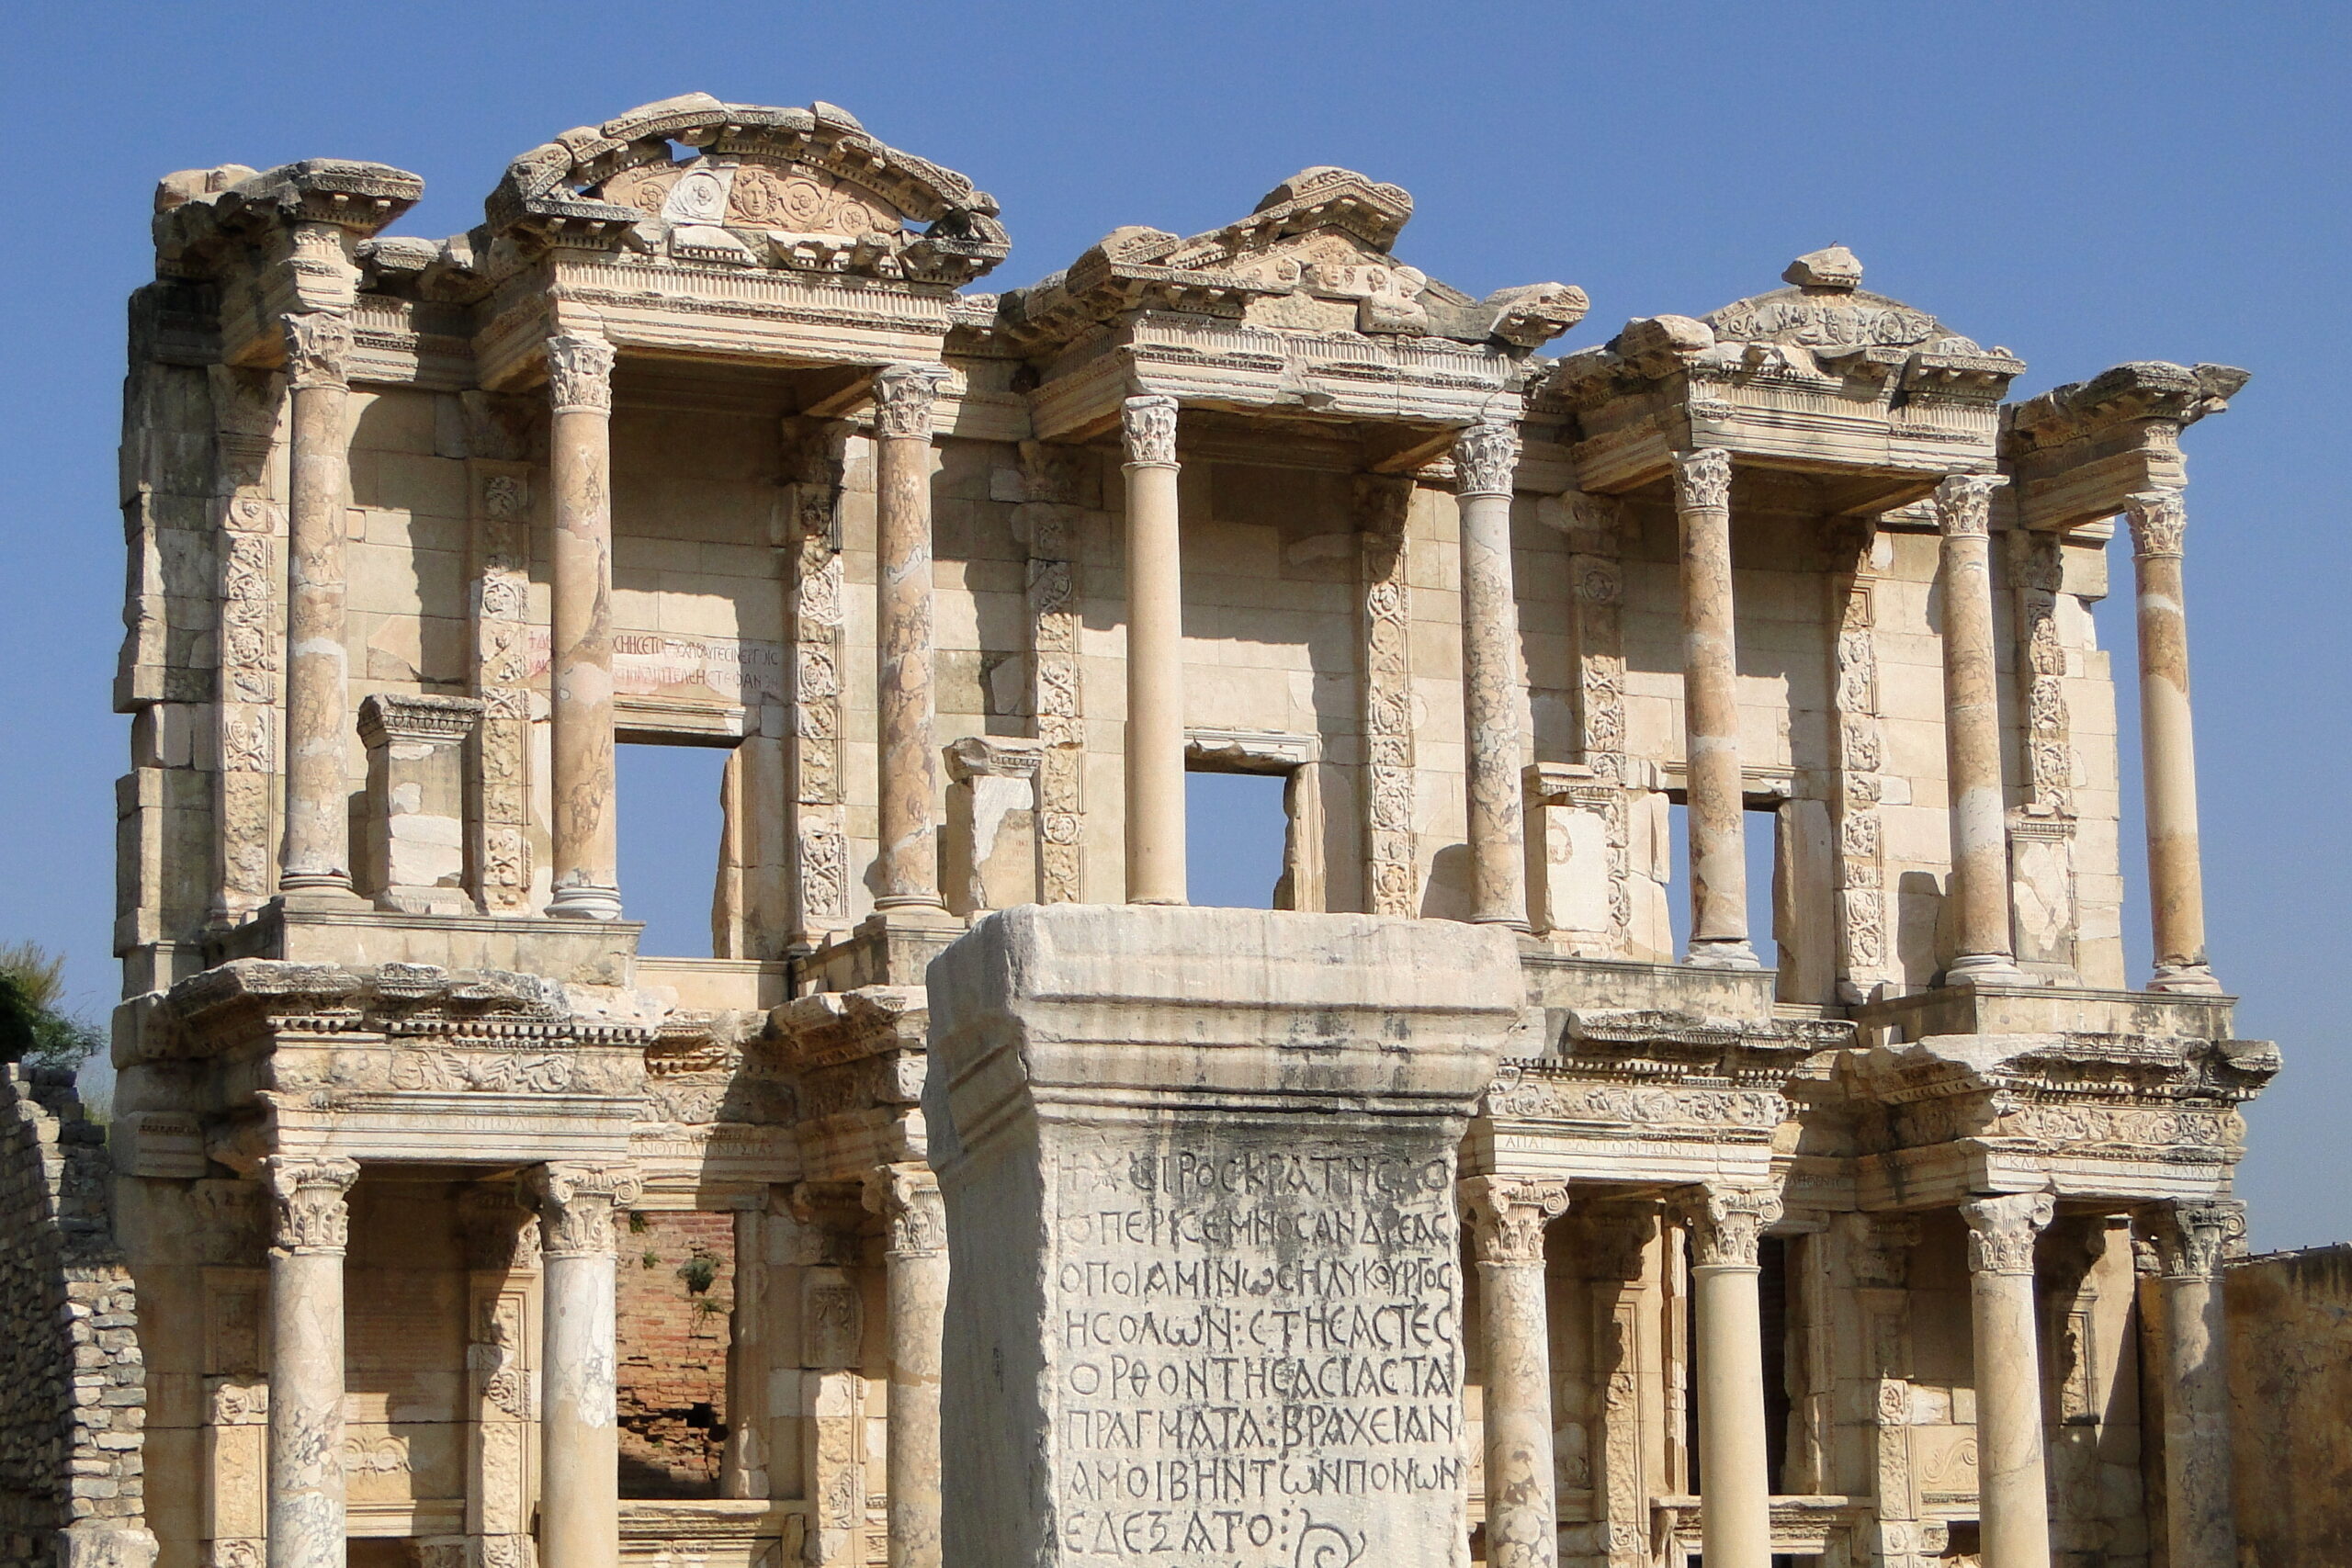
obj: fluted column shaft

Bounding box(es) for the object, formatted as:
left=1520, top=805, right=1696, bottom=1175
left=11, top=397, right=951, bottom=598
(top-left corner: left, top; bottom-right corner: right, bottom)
left=547, top=334, right=622, bottom=919
left=2126, top=491, right=2220, bottom=992
left=2146, top=1201, right=2245, bottom=1568
left=1672, top=449, right=1756, bottom=966
left=278, top=313, right=357, bottom=894
left=1121, top=395, right=1186, bottom=904
left=1679, top=1182, right=1781, bottom=1568
left=867, top=1164, right=947, bottom=1568
left=874, top=367, right=949, bottom=912
left=1463, top=1178, right=1566, bottom=1568
left=1934, top=475, right=2023, bottom=979
left=526, top=1163, right=641, bottom=1568
left=1455, top=420, right=1529, bottom=927
left=1962, top=1192, right=2054, bottom=1568
left=265, top=1156, right=360, bottom=1568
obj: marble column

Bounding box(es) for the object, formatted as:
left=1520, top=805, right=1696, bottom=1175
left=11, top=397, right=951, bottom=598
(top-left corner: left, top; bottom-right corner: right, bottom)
left=1672, top=448, right=1757, bottom=967
left=865, top=1162, right=947, bottom=1568
left=1679, top=1181, right=1781, bottom=1568
left=872, top=366, right=950, bottom=914
left=262, top=1156, right=360, bottom=1568
left=2144, top=1200, right=2245, bottom=1568
left=546, top=333, right=623, bottom=919
left=1121, top=394, right=1186, bottom=905
left=1463, top=1177, right=1568, bottom=1568
left=1933, top=474, right=2024, bottom=980
left=277, top=313, right=358, bottom=896
left=1454, top=419, right=1530, bottom=928
left=525, top=1163, right=642, bottom=1568
left=2124, top=490, right=2221, bottom=992
left=1961, top=1191, right=2055, bottom=1568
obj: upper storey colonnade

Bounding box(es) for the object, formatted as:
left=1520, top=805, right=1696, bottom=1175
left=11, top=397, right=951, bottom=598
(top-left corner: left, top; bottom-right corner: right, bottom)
left=130, top=94, right=2246, bottom=1001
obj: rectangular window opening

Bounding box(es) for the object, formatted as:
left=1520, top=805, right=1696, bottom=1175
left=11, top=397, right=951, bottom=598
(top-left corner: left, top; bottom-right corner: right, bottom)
left=617, top=739, right=735, bottom=958
left=1662, top=800, right=1781, bottom=972
left=616, top=1209, right=736, bottom=1499
left=1184, top=767, right=1291, bottom=909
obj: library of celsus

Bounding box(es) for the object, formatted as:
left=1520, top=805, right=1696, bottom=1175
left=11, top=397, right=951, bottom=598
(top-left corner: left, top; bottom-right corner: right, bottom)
left=9, top=88, right=2330, bottom=1568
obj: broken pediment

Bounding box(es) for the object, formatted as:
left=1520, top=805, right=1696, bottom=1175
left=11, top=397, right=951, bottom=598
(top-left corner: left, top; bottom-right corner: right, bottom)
left=997, top=165, right=1585, bottom=351
left=483, top=95, right=1008, bottom=285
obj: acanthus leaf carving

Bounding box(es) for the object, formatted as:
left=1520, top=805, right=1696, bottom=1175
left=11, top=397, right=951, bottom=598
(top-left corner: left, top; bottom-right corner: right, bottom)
left=1669, top=446, right=1733, bottom=513
left=1960, top=1190, right=2055, bottom=1276
left=522, top=1162, right=642, bottom=1258
left=1931, top=472, right=2007, bottom=537
left=1678, top=1180, right=1782, bottom=1269
left=545, top=333, right=616, bottom=415
left=1460, top=1176, right=1569, bottom=1265
left=263, top=1156, right=360, bottom=1255
left=2126, top=487, right=2188, bottom=558
left=864, top=1160, right=945, bottom=1258
left=1120, top=395, right=1179, bottom=468
left=872, top=363, right=948, bottom=440
left=282, top=312, right=354, bottom=391
left=2142, top=1198, right=2246, bottom=1280
left=1452, top=417, right=1521, bottom=498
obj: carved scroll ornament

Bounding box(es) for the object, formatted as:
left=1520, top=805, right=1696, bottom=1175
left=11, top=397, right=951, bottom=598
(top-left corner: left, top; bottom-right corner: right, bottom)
left=264, top=1156, right=361, bottom=1255
left=1121, top=394, right=1179, bottom=468
left=1669, top=446, right=1733, bottom=513
left=1452, top=417, right=1521, bottom=499
left=545, top=333, right=616, bottom=415
left=1961, top=1190, right=2055, bottom=1276
left=2143, top=1199, right=2245, bottom=1280
left=1932, top=472, right=2007, bottom=538
left=1679, top=1180, right=1783, bottom=1269
left=282, top=312, right=354, bottom=391
left=521, top=1162, right=643, bottom=1258
left=864, top=1160, right=945, bottom=1259
left=1460, top=1176, right=1570, bottom=1265
left=872, top=363, right=948, bottom=440
left=2126, top=487, right=2188, bottom=558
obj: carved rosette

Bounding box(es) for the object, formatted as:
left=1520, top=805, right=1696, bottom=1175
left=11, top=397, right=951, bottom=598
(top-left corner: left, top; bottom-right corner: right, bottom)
left=1357, top=474, right=1419, bottom=915
left=1678, top=1181, right=1783, bottom=1269
left=1120, top=395, right=1179, bottom=468
left=786, top=423, right=850, bottom=935
left=1960, top=1190, right=2055, bottom=1276
left=2143, top=1199, right=2246, bottom=1280
left=1452, top=418, right=1521, bottom=499
left=864, top=1161, right=945, bottom=1260
left=1669, top=446, right=1733, bottom=513
left=872, top=364, right=946, bottom=441
left=281, top=312, right=354, bottom=392
left=522, top=1163, right=643, bottom=1259
left=264, top=1156, right=360, bottom=1255
left=545, top=333, right=616, bottom=416
left=1461, top=1176, right=1570, bottom=1265
left=2125, top=488, right=2188, bottom=559
left=1931, top=473, right=2007, bottom=537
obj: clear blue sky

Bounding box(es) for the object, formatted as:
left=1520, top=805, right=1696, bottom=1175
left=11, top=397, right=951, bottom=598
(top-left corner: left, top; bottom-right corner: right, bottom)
left=3, top=2, right=2344, bottom=1247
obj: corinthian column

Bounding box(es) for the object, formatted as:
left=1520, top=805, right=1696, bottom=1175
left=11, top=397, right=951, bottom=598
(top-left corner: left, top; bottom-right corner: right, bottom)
left=2143, top=1200, right=2245, bottom=1568
left=1672, top=448, right=1757, bottom=966
left=546, top=333, right=622, bottom=919
left=1678, top=1181, right=1781, bottom=1568
left=263, top=1156, right=360, bottom=1568
left=277, top=313, right=358, bottom=897
left=1121, top=394, right=1186, bottom=905
left=865, top=1163, right=948, bottom=1568
left=1454, top=419, right=1529, bottom=928
left=2125, top=490, right=2221, bottom=992
left=873, top=366, right=950, bottom=913
left=1961, top=1191, right=2054, bottom=1568
left=525, top=1163, right=643, bottom=1568
left=1462, top=1177, right=1567, bottom=1568
left=1933, top=474, right=2024, bottom=980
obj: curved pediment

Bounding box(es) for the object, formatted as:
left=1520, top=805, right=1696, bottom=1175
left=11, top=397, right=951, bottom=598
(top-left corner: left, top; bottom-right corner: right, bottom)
left=1704, top=245, right=1988, bottom=357
left=485, top=94, right=1008, bottom=285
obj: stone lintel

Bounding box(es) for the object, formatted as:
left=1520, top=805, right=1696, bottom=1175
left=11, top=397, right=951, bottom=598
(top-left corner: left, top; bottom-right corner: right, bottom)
left=358, top=691, right=482, bottom=748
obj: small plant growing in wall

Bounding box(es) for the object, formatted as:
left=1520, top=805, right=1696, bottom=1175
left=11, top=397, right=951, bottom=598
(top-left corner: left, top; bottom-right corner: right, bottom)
left=628, top=1210, right=650, bottom=1234
left=641, top=1249, right=661, bottom=1270
left=678, top=1253, right=718, bottom=1294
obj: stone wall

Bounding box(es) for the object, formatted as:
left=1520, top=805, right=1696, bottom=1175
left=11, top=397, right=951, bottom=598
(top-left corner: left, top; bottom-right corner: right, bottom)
left=616, top=1211, right=735, bottom=1498
left=2228, top=1244, right=2352, bottom=1566
left=0, top=1065, right=146, bottom=1568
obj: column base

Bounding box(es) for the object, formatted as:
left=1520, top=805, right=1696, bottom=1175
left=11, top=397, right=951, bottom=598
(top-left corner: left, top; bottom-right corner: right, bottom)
left=548, top=883, right=624, bottom=920
left=1684, top=938, right=1761, bottom=970
left=272, top=883, right=368, bottom=914
left=2149, top=961, right=2225, bottom=995
left=1945, top=953, right=2028, bottom=984
left=873, top=894, right=953, bottom=918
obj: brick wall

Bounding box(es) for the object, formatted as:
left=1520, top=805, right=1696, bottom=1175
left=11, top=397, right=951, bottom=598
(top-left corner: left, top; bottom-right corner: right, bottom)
left=616, top=1210, right=734, bottom=1498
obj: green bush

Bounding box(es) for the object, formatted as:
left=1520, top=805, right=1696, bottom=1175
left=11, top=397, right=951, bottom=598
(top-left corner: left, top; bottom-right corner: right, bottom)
left=0, top=944, right=102, bottom=1070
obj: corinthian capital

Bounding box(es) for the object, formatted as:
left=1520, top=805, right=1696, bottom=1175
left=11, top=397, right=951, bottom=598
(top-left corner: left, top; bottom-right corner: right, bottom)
left=1932, top=473, right=2008, bottom=538
left=2141, top=1199, right=2246, bottom=1280
left=873, top=364, right=949, bottom=440
left=1121, top=394, right=1179, bottom=468
left=1678, top=1180, right=1783, bottom=1269
left=1453, top=417, right=1521, bottom=499
left=1460, top=1176, right=1570, bottom=1265
left=2125, top=488, right=2188, bottom=558
left=545, top=333, right=616, bottom=415
left=1669, top=446, right=1733, bottom=513
left=522, top=1162, right=643, bottom=1258
left=863, top=1161, right=945, bottom=1259
left=1961, top=1190, right=2055, bottom=1276
left=282, top=312, right=354, bottom=391
left=263, top=1156, right=360, bottom=1255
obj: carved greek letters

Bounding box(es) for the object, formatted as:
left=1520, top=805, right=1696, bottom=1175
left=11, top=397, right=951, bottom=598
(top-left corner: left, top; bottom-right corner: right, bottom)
left=1460, top=1176, right=1568, bottom=1265
left=1451, top=418, right=1520, bottom=498
left=872, top=363, right=947, bottom=440
left=1669, top=447, right=1732, bottom=513
left=264, top=1156, right=359, bottom=1255
left=282, top=313, right=353, bottom=391
left=522, top=1163, right=642, bottom=1258
left=2126, top=488, right=2188, bottom=559
left=1931, top=473, right=2007, bottom=537
left=1678, top=1182, right=1782, bottom=1269
left=1960, top=1190, right=2054, bottom=1276
left=545, top=333, right=615, bottom=414
left=1121, top=395, right=1179, bottom=468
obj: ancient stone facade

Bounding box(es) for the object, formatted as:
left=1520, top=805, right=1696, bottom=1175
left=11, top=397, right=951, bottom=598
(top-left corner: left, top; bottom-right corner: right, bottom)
left=52, top=93, right=2287, bottom=1568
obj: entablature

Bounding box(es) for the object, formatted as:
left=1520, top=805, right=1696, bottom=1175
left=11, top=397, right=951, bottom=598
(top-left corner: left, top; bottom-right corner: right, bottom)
left=2003, top=358, right=2250, bottom=530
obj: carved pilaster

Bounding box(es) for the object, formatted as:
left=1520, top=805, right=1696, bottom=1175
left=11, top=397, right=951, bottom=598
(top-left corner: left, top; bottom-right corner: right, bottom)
left=263, top=1156, right=359, bottom=1254
left=2142, top=1199, right=2246, bottom=1280
left=1358, top=474, right=1418, bottom=916
left=1677, top=1181, right=1782, bottom=1269
left=1452, top=417, right=1520, bottom=498
left=1827, top=519, right=1893, bottom=999
left=467, top=456, right=534, bottom=911
left=786, top=422, right=851, bottom=940
left=1961, top=1190, right=2055, bottom=1276
left=544, top=333, right=615, bottom=414
left=1120, top=394, right=1178, bottom=468
left=212, top=485, right=286, bottom=922
left=1023, top=446, right=1087, bottom=902
left=2010, top=527, right=2075, bottom=817
left=1460, top=1176, right=1568, bottom=1265
left=865, top=1161, right=945, bottom=1260
left=522, top=1163, right=642, bottom=1258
